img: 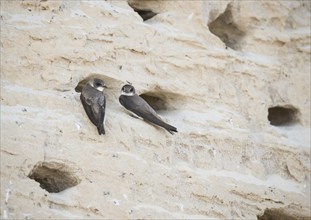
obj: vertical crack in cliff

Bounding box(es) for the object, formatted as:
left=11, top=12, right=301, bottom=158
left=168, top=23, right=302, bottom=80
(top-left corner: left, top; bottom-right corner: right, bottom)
left=208, top=3, right=245, bottom=50
left=28, top=161, right=81, bottom=193
left=128, top=1, right=158, bottom=21
left=268, top=106, right=300, bottom=126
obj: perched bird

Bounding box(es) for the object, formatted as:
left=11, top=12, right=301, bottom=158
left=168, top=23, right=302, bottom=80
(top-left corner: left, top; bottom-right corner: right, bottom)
left=119, top=84, right=177, bottom=134
left=80, top=78, right=106, bottom=135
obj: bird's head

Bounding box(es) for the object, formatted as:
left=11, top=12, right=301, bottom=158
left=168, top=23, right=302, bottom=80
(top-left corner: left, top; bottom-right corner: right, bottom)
left=90, top=78, right=106, bottom=92
left=121, top=84, right=136, bottom=96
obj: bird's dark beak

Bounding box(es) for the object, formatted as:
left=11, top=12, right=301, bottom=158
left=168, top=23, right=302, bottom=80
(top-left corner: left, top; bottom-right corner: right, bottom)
left=103, top=85, right=108, bottom=89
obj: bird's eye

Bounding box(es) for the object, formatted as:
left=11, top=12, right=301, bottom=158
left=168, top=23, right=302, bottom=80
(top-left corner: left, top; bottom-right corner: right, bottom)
left=130, top=88, right=133, bottom=92
left=96, top=83, right=101, bottom=87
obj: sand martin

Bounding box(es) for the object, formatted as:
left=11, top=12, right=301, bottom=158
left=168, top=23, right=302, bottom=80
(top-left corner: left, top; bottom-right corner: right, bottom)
left=119, top=84, right=177, bottom=134
left=80, top=78, right=106, bottom=135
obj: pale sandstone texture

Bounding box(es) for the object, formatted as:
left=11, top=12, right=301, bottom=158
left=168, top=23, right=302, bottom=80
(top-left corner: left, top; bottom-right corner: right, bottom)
left=1, top=0, right=310, bottom=219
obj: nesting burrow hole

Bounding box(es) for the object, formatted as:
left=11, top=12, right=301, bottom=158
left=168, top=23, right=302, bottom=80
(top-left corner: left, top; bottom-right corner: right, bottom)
left=75, top=74, right=123, bottom=102
left=75, top=74, right=119, bottom=93
left=268, top=105, right=300, bottom=126
left=140, top=91, right=183, bottom=112
left=28, top=162, right=81, bottom=193
left=208, top=3, right=245, bottom=50
left=128, top=0, right=158, bottom=21
left=257, top=208, right=302, bottom=220
left=140, top=93, right=167, bottom=111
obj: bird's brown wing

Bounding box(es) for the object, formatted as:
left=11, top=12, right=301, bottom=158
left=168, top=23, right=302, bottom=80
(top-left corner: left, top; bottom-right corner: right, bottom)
left=81, top=94, right=105, bottom=125
left=81, top=94, right=98, bottom=126
left=97, top=95, right=106, bottom=134
left=119, top=95, right=177, bottom=134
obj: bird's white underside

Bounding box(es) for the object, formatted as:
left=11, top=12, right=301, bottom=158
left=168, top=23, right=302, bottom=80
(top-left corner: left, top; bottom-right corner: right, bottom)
left=128, top=110, right=143, bottom=120
left=89, top=81, right=104, bottom=92
left=96, top=86, right=104, bottom=92
left=121, top=91, right=134, bottom=96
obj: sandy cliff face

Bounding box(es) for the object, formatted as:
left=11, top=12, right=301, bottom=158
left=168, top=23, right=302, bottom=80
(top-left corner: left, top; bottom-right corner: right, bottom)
left=1, top=0, right=310, bottom=219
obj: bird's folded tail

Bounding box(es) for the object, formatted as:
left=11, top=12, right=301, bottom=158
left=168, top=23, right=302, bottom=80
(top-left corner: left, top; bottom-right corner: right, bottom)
left=97, top=123, right=105, bottom=135
left=163, top=122, right=178, bottom=135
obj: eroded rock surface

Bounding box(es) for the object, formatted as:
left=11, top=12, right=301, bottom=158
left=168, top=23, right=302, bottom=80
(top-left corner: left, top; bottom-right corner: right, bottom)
left=1, top=0, right=310, bottom=219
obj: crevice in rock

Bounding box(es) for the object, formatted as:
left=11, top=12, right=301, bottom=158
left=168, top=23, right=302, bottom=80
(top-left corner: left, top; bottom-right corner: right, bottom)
left=268, top=105, right=300, bottom=126
left=28, top=161, right=81, bottom=193
left=208, top=3, right=245, bottom=50
left=75, top=74, right=122, bottom=93
left=128, top=1, right=158, bottom=21
left=257, top=208, right=300, bottom=220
